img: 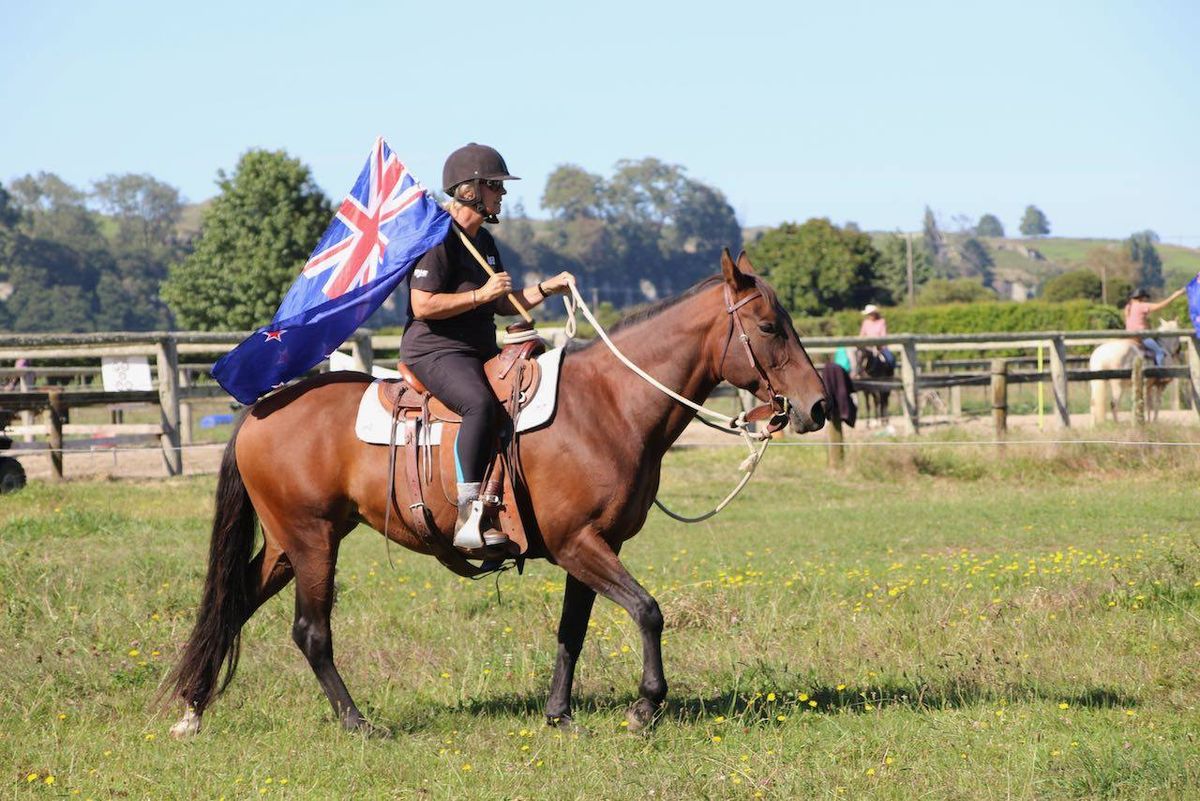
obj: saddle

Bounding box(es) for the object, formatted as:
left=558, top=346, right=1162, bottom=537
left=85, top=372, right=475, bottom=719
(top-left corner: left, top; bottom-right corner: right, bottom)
left=380, top=322, right=546, bottom=577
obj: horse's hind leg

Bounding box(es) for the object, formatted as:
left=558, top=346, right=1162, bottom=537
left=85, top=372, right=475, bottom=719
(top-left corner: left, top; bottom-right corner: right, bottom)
left=555, top=531, right=665, bottom=732
left=545, top=573, right=598, bottom=730
left=287, top=528, right=377, bottom=733
left=170, top=538, right=294, bottom=738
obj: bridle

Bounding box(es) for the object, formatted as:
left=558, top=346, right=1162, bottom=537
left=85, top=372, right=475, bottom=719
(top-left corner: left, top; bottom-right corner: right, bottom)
left=719, top=283, right=792, bottom=434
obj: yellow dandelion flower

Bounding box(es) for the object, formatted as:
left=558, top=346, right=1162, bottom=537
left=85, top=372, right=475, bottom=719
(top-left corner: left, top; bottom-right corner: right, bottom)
left=798, top=692, right=808, bottom=701
left=461, top=763, right=472, bottom=772
left=866, top=767, right=876, bottom=776
left=26, top=773, right=38, bottom=783
left=836, top=684, right=846, bottom=691
left=44, top=776, right=56, bottom=785
left=440, top=672, right=451, bottom=679
left=279, top=779, right=288, bottom=785
left=58, top=713, right=67, bottom=720
left=885, top=756, right=894, bottom=765
left=766, top=692, right=776, bottom=701
left=1125, top=710, right=1135, bottom=717
left=128, top=649, right=140, bottom=657
left=776, top=714, right=787, bottom=722
left=712, top=735, right=722, bottom=743
left=714, top=715, right=725, bottom=723
left=145, top=733, right=156, bottom=741
left=808, top=700, right=817, bottom=708
left=1058, top=702, right=1069, bottom=710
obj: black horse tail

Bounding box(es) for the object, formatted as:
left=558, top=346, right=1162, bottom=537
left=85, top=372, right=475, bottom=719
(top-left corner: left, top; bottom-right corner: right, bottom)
left=161, top=416, right=257, bottom=713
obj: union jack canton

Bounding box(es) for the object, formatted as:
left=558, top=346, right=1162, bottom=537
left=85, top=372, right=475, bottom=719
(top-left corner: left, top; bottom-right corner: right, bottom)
left=212, top=137, right=450, bottom=405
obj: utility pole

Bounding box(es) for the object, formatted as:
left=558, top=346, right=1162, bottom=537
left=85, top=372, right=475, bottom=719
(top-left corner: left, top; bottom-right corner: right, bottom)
left=906, top=232, right=915, bottom=306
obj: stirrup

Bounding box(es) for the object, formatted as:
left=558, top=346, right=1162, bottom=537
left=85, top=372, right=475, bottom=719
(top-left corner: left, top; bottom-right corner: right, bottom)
left=453, top=499, right=510, bottom=550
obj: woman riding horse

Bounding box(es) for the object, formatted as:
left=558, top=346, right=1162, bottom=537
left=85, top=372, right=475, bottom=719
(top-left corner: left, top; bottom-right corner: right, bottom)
left=1125, top=286, right=1186, bottom=366
left=401, top=143, right=573, bottom=550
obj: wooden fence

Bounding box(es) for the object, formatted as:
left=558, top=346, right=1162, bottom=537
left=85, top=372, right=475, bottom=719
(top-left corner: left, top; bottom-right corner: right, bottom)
left=2, top=327, right=1196, bottom=478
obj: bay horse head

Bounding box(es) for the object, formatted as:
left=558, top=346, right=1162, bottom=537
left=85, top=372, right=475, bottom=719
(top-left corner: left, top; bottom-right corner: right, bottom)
left=718, top=249, right=827, bottom=433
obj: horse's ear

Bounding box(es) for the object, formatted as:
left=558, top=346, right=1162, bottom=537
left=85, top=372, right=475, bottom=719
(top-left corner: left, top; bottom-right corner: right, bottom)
left=736, top=250, right=758, bottom=276
left=721, top=247, right=753, bottom=290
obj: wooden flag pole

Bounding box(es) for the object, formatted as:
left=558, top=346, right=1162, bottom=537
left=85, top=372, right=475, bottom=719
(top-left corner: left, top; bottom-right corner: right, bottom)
left=452, top=226, right=534, bottom=323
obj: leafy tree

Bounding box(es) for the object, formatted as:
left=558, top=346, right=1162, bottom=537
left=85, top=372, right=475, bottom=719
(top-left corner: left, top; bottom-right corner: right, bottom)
left=1125, top=231, right=1163, bottom=291
left=922, top=205, right=946, bottom=264
left=746, top=218, right=880, bottom=315
left=1081, top=246, right=1137, bottom=305
left=162, top=150, right=333, bottom=330
left=874, top=233, right=932, bottom=305
left=92, top=173, right=183, bottom=253
left=976, top=213, right=1004, bottom=237
left=1041, top=269, right=1102, bottom=302
left=958, top=237, right=995, bottom=286
left=9, top=172, right=102, bottom=252
left=541, top=165, right=605, bottom=220
left=917, top=278, right=995, bottom=305
left=1019, top=205, right=1050, bottom=237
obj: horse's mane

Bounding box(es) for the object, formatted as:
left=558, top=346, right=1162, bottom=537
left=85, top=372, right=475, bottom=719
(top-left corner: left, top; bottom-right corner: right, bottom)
left=564, top=274, right=779, bottom=352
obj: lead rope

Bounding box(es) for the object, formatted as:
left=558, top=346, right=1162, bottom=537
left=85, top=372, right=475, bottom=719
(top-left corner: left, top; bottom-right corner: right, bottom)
left=560, top=280, right=771, bottom=523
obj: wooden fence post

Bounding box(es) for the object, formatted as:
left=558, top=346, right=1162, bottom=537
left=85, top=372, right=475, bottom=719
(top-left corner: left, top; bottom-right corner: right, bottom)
left=991, top=359, right=1007, bottom=443
left=156, top=336, right=182, bottom=476
left=1048, top=336, right=1070, bottom=428
left=179, top=368, right=193, bottom=446
left=1188, top=337, right=1200, bottom=420
left=950, top=384, right=962, bottom=419
left=350, top=333, right=374, bottom=374
left=1132, top=356, right=1146, bottom=426
left=47, top=389, right=66, bottom=480
left=826, top=395, right=844, bottom=468
left=900, top=337, right=919, bottom=435
left=19, top=371, right=34, bottom=443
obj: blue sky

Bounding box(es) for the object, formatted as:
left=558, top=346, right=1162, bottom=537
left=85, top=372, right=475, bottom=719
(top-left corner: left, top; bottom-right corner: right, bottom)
left=2, top=1, right=1197, bottom=241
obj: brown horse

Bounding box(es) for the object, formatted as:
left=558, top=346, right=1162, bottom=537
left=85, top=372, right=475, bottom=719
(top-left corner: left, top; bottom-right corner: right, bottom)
left=165, top=250, right=828, bottom=737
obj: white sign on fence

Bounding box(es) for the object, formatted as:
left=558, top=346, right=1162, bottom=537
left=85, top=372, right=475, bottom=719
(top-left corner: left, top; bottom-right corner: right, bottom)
left=101, top=356, right=153, bottom=391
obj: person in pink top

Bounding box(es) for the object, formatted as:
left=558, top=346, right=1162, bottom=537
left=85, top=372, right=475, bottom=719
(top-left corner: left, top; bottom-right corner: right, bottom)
left=1125, top=286, right=1186, bottom=365
left=858, top=304, right=894, bottom=367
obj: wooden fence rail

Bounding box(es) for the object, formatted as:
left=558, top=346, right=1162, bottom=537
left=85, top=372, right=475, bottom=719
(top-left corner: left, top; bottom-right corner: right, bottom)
left=2, top=327, right=1198, bottom=478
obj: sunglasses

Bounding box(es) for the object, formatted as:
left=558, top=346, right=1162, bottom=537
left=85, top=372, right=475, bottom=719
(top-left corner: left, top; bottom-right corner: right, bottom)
left=482, top=179, right=506, bottom=192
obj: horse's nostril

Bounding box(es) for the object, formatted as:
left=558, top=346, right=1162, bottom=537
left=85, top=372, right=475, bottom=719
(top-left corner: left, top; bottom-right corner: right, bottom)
left=810, top=400, right=827, bottom=429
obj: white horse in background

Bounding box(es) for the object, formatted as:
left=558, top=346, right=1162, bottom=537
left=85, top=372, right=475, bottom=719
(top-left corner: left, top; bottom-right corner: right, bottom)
left=1089, top=319, right=1181, bottom=424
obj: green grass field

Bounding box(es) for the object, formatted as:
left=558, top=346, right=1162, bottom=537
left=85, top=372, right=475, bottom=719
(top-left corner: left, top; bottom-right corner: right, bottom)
left=2, top=439, right=1199, bottom=799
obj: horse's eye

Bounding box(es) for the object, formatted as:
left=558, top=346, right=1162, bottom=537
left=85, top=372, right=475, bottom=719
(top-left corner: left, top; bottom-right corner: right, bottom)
left=757, top=321, right=776, bottom=335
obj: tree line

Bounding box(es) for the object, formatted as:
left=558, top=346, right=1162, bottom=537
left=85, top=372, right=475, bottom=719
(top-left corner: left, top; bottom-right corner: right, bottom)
left=0, top=150, right=1176, bottom=333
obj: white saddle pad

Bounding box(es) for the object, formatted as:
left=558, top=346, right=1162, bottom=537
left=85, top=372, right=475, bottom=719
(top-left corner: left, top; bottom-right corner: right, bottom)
left=354, top=347, right=566, bottom=446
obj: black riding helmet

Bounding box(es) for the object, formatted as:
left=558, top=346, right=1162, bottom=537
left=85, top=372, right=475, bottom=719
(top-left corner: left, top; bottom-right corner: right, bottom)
left=442, top=143, right=519, bottom=224
left=1131, top=287, right=1151, bottom=301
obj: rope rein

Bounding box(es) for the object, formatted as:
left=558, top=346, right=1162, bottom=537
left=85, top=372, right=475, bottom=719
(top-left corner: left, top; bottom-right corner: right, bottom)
left=559, top=280, right=771, bottom=523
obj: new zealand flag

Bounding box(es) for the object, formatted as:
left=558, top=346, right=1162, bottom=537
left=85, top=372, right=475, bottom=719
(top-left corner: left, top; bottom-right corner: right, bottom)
left=212, top=137, right=449, bottom=404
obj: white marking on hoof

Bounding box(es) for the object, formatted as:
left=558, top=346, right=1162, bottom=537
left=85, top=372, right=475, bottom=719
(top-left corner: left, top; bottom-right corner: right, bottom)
left=169, top=705, right=202, bottom=739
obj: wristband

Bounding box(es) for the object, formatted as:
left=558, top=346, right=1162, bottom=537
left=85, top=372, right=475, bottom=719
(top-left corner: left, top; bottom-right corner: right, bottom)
left=537, top=281, right=548, bottom=298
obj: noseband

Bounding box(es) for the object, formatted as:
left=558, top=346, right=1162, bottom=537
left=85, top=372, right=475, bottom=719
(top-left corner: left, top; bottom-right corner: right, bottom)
left=721, top=284, right=792, bottom=433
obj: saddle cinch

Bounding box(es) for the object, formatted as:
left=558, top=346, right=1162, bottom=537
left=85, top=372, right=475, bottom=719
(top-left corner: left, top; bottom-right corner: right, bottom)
left=378, top=321, right=546, bottom=576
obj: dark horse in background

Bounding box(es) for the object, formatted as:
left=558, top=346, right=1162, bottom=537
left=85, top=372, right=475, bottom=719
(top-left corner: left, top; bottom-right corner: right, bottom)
left=165, top=251, right=828, bottom=738
left=855, top=347, right=894, bottom=427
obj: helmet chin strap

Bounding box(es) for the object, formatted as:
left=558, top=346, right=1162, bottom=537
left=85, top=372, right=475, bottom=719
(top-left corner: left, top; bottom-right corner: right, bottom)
left=457, top=180, right=500, bottom=224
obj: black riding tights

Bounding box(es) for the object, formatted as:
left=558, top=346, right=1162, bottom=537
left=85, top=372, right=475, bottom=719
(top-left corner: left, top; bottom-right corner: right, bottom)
left=405, top=351, right=497, bottom=484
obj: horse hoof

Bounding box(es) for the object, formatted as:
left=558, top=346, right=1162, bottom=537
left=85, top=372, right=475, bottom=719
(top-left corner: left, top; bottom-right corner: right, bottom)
left=169, top=706, right=202, bottom=739
left=624, top=698, right=658, bottom=733
left=345, top=717, right=391, bottom=738
left=546, top=714, right=590, bottom=737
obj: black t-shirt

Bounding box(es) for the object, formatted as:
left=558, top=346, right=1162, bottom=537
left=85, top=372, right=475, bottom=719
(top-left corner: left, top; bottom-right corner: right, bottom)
left=400, top=225, right=504, bottom=361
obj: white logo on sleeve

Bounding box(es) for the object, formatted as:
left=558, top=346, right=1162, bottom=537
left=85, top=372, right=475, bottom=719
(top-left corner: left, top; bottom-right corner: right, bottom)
left=487, top=256, right=496, bottom=266
left=414, top=269, right=429, bottom=278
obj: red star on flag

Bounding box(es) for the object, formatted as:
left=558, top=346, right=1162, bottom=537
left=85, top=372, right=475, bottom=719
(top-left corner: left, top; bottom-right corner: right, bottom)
left=263, top=330, right=286, bottom=342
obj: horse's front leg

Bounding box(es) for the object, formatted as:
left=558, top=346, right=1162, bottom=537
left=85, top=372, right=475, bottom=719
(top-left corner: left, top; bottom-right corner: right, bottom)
left=545, top=573, right=597, bottom=730
left=554, top=531, right=665, bottom=732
